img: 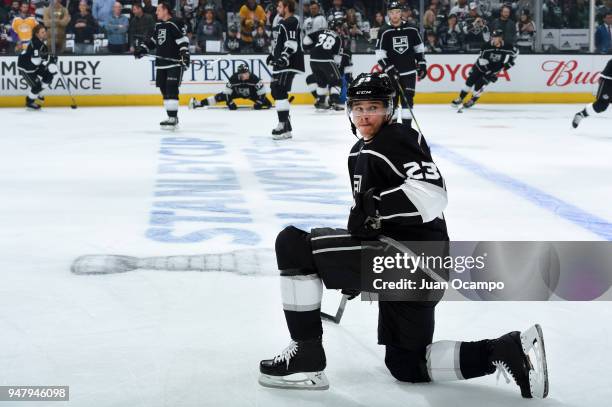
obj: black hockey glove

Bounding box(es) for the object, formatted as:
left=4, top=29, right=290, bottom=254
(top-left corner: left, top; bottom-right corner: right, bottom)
left=341, top=288, right=361, bottom=300
left=345, top=72, right=354, bottom=85
left=265, top=54, right=274, bottom=66
left=417, top=61, right=427, bottom=81
left=274, top=54, right=289, bottom=69
left=134, top=45, right=147, bottom=59
left=503, top=62, right=513, bottom=71
left=385, top=66, right=400, bottom=85
left=487, top=73, right=498, bottom=83
left=227, top=100, right=238, bottom=110
left=48, top=55, right=58, bottom=64
left=180, top=49, right=190, bottom=68
left=347, top=188, right=380, bottom=239
left=253, top=96, right=271, bottom=110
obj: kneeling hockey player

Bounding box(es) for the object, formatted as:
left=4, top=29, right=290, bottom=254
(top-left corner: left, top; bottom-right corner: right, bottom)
left=258, top=72, right=548, bottom=399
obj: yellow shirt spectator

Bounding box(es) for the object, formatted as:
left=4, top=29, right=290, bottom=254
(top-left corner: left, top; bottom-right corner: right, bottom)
left=239, top=0, right=266, bottom=44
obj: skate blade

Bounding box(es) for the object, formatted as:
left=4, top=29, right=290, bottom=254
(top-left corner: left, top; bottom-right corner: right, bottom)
left=258, top=371, right=329, bottom=390
left=160, top=125, right=179, bottom=131
left=272, top=132, right=292, bottom=140
left=521, top=324, right=549, bottom=398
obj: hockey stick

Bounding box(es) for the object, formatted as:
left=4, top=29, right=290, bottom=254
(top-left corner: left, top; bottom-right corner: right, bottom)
left=393, top=76, right=425, bottom=138
left=145, top=54, right=225, bottom=68
left=321, top=294, right=349, bottom=324
left=57, top=69, right=77, bottom=109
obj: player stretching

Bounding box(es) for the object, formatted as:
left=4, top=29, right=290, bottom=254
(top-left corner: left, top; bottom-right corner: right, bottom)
left=452, top=30, right=518, bottom=111
left=134, top=1, right=190, bottom=130
left=376, top=0, right=427, bottom=126
left=188, top=64, right=272, bottom=110
left=302, top=18, right=344, bottom=111
left=267, top=0, right=305, bottom=140
left=17, top=25, right=58, bottom=110
left=572, top=58, right=612, bottom=128
left=258, top=72, right=548, bottom=399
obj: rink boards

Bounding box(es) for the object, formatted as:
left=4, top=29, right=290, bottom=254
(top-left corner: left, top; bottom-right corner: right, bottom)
left=0, top=54, right=608, bottom=107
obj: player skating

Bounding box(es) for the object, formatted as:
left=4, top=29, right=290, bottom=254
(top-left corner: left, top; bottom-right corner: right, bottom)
left=267, top=0, right=305, bottom=140
left=134, top=1, right=190, bottom=130
left=452, top=29, right=518, bottom=112
left=302, top=18, right=344, bottom=111
left=17, top=25, right=58, bottom=110
left=258, top=72, right=548, bottom=398
left=572, top=58, right=612, bottom=128
left=303, top=0, right=328, bottom=102
left=188, top=64, right=272, bottom=110
left=375, top=1, right=427, bottom=126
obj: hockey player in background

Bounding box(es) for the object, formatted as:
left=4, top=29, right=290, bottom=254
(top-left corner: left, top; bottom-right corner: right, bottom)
left=452, top=29, right=518, bottom=111
left=376, top=1, right=427, bottom=127
left=302, top=18, right=344, bottom=111
left=303, top=0, right=328, bottom=102
left=134, top=1, right=190, bottom=130
left=17, top=24, right=58, bottom=110
left=572, top=58, right=612, bottom=128
left=266, top=0, right=305, bottom=140
left=258, top=72, right=548, bottom=399
left=188, top=63, right=272, bottom=110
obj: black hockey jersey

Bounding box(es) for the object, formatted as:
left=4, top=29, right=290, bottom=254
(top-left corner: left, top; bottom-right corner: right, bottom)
left=375, top=22, right=425, bottom=75
left=601, top=58, right=612, bottom=80
left=272, top=15, right=305, bottom=73
left=225, top=36, right=240, bottom=53
left=473, top=41, right=518, bottom=74
left=225, top=72, right=264, bottom=98
left=142, top=18, right=189, bottom=69
left=348, top=123, right=448, bottom=241
left=303, top=29, right=342, bottom=62
left=17, top=36, right=49, bottom=73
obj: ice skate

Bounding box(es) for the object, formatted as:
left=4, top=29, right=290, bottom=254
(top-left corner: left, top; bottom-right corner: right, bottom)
left=271, top=121, right=292, bottom=140
left=259, top=338, right=329, bottom=390
left=188, top=97, right=201, bottom=110
left=451, top=97, right=463, bottom=108
left=572, top=110, right=586, bottom=128
left=489, top=324, right=548, bottom=398
left=160, top=117, right=179, bottom=130
left=314, top=98, right=328, bottom=111
left=25, top=97, right=41, bottom=110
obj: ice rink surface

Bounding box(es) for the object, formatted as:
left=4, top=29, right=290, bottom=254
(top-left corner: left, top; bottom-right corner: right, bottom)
left=0, top=103, right=611, bottom=406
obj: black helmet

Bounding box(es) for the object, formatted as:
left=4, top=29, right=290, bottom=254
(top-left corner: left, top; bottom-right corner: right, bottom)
left=237, top=63, right=250, bottom=74
left=329, top=17, right=345, bottom=31
left=346, top=72, right=396, bottom=136
left=387, top=0, right=405, bottom=11
left=491, top=29, right=504, bottom=38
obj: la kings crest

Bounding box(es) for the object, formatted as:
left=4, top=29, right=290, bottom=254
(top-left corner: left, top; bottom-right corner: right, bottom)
left=392, top=36, right=409, bottom=54
left=157, top=28, right=167, bottom=45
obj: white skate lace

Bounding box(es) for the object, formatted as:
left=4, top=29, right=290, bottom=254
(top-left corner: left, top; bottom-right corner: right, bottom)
left=492, top=361, right=513, bottom=385
left=273, top=340, right=299, bottom=369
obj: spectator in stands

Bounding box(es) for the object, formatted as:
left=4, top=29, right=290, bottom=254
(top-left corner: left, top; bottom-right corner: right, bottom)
left=11, top=1, right=37, bottom=52
left=543, top=0, right=563, bottom=29
left=566, top=0, right=589, bottom=29
left=490, top=4, right=515, bottom=44
left=346, top=7, right=368, bottom=51
left=8, top=0, right=21, bottom=21
left=328, top=0, right=347, bottom=21
left=178, top=0, right=194, bottom=36
left=196, top=7, right=223, bottom=52
left=596, top=0, right=612, bottom=25
left=0, top=24, right=9, bottom=54
left=224, top=23, right=240, bottom=53
left=450, top=0, right=469, bottom=21
left=515, top=8, right=535, bottom=53
left=129, top=1, right=155, bottom=51
left=196, top=0, right=225, bottom=26
left=239, top=0, right=265, bottom=51
left=106, top=1, right=128, bottom=53
left=93, top=0, right=114, bottom=27
left=438, top=13, right=463, bottom=52
left=423, top=1, right=440, bottom=31
left=31, top=0, right=46, bottom=23
left=425, top=29, right=441, bottom=52
left=461, top=2, right=488, bottom=52
left=595, top=11, right=612, bottom=53
left=401, top=5, right=417, bottom=27
left=69, top=0, right=97, bottom=53
left=373, top=10, right=385, bottom=28
left=252, top=24, right=268, bottom=52
left=43, top=0, right=71, bottom=53
left=142, top=0, right=155, bottom=16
